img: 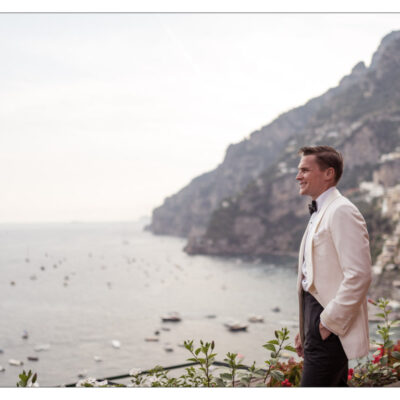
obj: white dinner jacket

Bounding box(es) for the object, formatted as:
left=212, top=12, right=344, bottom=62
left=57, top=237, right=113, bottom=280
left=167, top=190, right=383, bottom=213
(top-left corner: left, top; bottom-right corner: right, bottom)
left=297, top=187, right=372, bottom=360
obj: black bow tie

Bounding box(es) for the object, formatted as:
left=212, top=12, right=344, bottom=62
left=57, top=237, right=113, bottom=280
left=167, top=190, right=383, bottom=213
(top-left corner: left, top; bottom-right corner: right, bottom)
left=308, top=200, right=317, bottom=215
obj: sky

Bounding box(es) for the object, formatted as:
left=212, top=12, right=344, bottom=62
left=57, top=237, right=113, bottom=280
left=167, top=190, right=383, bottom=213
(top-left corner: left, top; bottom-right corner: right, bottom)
left=1, top=13, right=400, bottom=224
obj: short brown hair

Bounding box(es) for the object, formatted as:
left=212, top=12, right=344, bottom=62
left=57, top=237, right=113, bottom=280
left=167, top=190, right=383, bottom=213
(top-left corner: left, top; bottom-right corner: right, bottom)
left=298, top=145, right=344, bottom=183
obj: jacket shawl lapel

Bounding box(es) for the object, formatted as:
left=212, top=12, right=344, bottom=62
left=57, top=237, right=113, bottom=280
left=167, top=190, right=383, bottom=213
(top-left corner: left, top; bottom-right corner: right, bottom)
left=298, top=187, right=342, bottom=293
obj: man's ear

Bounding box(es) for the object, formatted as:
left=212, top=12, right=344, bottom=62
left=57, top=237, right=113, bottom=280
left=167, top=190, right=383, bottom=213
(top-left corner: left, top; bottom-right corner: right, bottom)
left=325, top=167, right=335, bottom=181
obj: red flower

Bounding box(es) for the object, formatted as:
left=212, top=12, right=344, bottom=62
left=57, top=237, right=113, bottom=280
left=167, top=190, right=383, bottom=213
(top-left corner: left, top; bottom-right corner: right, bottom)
left=281, top=379, right=292, bottom=387
left=347, top=375, right=352, bottom=381
left=348, top=368, right=354, bottom=377
left=368, top=298, right=376, bottom=305
left=372, top=355, right=382, bottom=364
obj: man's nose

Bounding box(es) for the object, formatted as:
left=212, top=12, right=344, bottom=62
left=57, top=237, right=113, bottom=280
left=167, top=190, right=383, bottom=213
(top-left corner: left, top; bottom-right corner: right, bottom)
left=296, top=172, right=302, bottom=180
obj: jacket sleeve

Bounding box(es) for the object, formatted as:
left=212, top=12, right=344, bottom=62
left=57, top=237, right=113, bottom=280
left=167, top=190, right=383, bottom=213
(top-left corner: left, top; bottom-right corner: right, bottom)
left=319, top=202, right=372, bottom=336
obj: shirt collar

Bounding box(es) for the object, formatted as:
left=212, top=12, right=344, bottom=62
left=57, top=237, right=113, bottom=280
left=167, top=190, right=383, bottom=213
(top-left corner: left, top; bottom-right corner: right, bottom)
left=315, top=186, right=336, bottom=214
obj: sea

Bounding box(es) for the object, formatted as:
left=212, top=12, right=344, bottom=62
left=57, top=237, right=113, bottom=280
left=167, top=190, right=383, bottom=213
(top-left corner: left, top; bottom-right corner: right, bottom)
left=0, top=220, right=301, bottom=387
left=0, top=221, right=383, bottom=387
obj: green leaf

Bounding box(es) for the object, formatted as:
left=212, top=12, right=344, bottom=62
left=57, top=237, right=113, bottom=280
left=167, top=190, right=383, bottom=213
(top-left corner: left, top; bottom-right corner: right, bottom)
left=263, top=343, right=276, bottom=352
left=270, top=369, right=284, bottom=381
left=214, top=377, right=226, bottom=387
left=284, top=345, right=297, bottom=352
left=375, top=313, right=386, bottom=319
left=274, top=330, right=279, bottom=339
left=268, top=340, right=279, bottom=345
left=220, top=373, right=232, bottom=380
left=392, top=351, right=400, bottom=360
left=195, top=348, right=201, bottom=356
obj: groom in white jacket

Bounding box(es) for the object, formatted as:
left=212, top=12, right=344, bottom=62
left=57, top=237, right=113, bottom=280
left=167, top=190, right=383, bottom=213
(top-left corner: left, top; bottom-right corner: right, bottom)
left=294, top=145, right=372, bottom=387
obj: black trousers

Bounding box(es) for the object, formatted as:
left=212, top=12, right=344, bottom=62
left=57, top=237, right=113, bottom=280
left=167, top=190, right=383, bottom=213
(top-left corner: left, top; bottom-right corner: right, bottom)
left=300, top=290, right=348, bottom=387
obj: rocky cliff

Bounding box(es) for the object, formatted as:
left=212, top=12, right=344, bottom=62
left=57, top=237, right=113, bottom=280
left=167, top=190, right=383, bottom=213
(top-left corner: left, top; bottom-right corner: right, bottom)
left=148, top=31, right=400, bottom=260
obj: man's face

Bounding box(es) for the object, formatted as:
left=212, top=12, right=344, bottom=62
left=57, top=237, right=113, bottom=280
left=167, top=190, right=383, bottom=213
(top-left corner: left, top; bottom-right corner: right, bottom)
left=296, top=155, right=330, bottom=199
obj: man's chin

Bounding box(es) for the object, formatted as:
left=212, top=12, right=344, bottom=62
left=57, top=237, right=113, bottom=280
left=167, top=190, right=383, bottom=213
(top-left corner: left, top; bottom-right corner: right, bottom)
left=299, top=188, right=307, bottom=196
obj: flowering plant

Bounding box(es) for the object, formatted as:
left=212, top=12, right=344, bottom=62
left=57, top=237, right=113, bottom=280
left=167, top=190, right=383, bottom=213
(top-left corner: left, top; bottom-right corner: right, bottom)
left=349, top=298, right=400, bottom=387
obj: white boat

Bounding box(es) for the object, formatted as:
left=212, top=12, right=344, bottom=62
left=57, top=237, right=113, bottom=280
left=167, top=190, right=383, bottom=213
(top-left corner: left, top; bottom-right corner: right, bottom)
left=224, top=320, right=248, bottom=332
left=34, top=344, right=50, bottom=352
left=161, top=312, right=181, bottom=322
left=22, top=330, right=29, bottom=339
left=0, top=366, right=5, bottom=372
left=9, top=359, right=23, bottom=366
left=248, top=315, right=264, bottom=323
left=94, top=356, right=103, bottom=362
left=111, top=340, right=121, bottom=349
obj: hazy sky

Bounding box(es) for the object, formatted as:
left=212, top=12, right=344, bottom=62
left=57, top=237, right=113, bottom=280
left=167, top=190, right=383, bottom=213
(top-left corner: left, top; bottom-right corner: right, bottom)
left=1, top=13, right=399, bottom=223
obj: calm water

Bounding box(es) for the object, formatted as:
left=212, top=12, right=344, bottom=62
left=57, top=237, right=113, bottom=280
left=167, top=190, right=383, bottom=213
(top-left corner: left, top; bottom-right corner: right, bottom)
left=0, top=221, right=300, bottom=386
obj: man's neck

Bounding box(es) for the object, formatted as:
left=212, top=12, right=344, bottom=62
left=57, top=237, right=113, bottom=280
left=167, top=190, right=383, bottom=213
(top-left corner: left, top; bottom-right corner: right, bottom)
left=312, top=184, right=336, bottom=201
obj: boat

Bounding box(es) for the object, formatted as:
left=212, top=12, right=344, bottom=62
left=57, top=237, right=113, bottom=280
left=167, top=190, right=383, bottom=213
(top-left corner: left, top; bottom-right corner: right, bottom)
left=0, top=366, right=5, bottom=372
left=161, top=312, right=181, bottom=322
left=77, top=370, right=88, bottom=378
left=163, top=343, right=174, bottom=352
left=27, top=356, right=39, bottom=362
left=248, top=315, right=264, bottom=323
left=111, top=340, right=121, bottom=349
left=22, top=330, right=29, bottom=339
left=145, top=337, right=159, bottom=342
left=224, top=320, right=248, bottom=332
left=34, top=344, right=50, bottom=352
left=94, top=356, right=103, bottom=362
left=9, top=359, right=23, bottom=366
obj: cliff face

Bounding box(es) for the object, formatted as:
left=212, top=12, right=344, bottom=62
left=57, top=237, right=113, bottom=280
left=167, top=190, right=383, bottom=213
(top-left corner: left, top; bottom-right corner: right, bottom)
left=149, top=99, right=324, bottom=237
left=148, top=31, right=400, bottom=258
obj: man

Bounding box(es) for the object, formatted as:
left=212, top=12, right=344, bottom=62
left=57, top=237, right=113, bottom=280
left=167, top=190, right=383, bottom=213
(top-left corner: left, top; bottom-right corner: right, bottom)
left=294, top=145, right=372, bottom=387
